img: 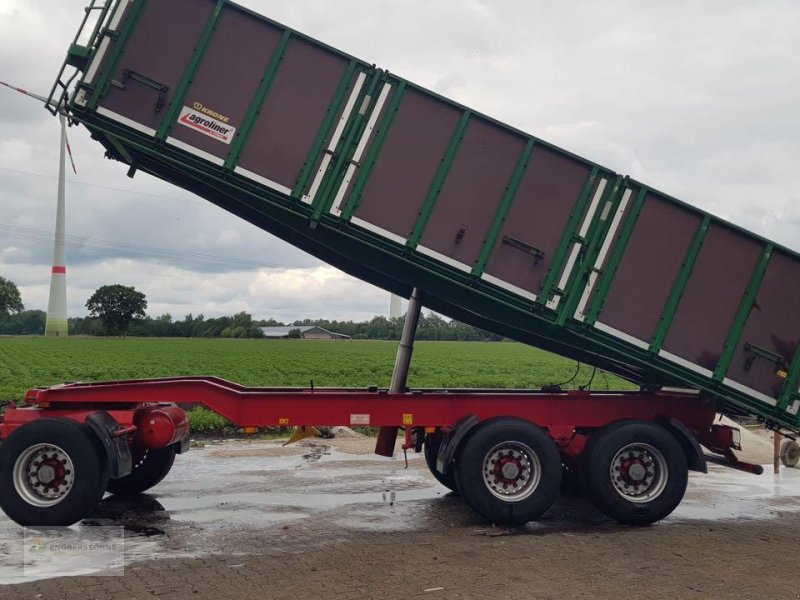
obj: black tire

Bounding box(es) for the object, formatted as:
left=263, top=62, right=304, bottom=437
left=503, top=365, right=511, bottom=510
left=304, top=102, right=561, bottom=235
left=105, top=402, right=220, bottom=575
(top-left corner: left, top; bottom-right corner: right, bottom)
left=423, top=431, right=457, bottom=492
left=584, top=420, right=688, bottom=525
left=107, top=445, right=176, bottom=498
left=454, top=418, right=561, bottom=526
left=0, top=418, right=109, bottom=527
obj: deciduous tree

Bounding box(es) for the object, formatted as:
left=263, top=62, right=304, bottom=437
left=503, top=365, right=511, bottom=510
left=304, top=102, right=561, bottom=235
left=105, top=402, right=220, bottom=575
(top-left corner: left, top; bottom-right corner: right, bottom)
left=85, top=284, right=147, bottom=336
left=0, top=276, right=24, bottom=317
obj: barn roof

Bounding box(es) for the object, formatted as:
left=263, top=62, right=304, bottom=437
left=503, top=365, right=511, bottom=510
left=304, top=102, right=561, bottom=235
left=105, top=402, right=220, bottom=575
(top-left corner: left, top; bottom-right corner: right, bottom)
left=259, top=326, right=350, bottom=338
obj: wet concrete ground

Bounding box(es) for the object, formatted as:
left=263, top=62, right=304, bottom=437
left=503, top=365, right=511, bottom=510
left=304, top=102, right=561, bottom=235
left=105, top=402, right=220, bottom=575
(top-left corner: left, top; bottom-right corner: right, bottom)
left=2, top=434, right=800, bottom=598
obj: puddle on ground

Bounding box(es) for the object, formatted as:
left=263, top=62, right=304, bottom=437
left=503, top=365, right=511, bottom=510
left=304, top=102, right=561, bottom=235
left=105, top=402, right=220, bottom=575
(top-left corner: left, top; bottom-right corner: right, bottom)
left=2, top=438, right=800, bottom=585
left=673, top=463, right=800, bottom=520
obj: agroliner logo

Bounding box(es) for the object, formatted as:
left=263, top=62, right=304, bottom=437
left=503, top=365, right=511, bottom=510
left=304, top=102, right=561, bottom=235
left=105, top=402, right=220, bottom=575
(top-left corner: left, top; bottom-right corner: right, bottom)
left=177, top=102, right=237, bottom=144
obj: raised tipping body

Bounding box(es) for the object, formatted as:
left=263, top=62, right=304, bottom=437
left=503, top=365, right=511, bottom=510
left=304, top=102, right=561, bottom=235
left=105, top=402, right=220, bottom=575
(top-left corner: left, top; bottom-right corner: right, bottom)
left=46, top=0, right=800, bottom=432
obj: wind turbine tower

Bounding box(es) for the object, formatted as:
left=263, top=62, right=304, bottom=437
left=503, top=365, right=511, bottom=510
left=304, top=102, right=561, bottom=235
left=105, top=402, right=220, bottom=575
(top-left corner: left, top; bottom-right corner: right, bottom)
left=44, top=113, right=69, bottom=337
left=1, top=81, right=73, bottom=337
left=389, top=293, right=403, bottom=319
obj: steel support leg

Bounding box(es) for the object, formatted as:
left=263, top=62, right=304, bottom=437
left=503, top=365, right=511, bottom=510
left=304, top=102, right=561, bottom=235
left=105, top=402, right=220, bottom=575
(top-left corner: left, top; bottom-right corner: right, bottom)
left=375, top=288, right=422, bottom=456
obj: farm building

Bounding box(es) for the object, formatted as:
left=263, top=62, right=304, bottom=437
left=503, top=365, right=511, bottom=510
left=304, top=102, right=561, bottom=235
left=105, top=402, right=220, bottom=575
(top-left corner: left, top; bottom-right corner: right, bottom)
left=259, top=326, right=351, bottom=340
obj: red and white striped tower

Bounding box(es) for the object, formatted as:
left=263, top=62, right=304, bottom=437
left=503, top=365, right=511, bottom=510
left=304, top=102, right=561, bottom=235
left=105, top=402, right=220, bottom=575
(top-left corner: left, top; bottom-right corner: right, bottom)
left=1, top=81, right=74, bottom=337
left=44, top=113, right=69, bottom=337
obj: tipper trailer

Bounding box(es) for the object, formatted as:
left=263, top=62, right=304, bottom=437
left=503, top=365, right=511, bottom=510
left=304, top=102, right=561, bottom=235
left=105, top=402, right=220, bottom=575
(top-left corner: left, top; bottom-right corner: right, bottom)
left=1, top=0, right=798, bottom=528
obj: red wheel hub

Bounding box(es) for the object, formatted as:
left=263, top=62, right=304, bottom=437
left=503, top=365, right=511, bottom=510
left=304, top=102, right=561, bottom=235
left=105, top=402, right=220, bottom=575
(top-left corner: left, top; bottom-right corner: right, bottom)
left=36, top=457, right=67, bottom=489
left=619, top=457, right=648, bottom=487
left=493, top=454, right=524, bottom=485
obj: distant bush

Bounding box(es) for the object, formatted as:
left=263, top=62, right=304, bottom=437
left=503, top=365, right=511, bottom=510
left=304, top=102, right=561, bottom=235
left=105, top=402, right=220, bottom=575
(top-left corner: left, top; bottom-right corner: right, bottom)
left=188, top=407, right=233, bottom=433
left=0, top=310, right=46, bottom=335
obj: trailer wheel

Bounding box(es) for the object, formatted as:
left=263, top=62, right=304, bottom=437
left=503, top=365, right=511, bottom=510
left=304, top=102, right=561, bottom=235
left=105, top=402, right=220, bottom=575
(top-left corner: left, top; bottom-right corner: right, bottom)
left=107, top=446, right=177, bottom=498
left=0, top=418, right=109, bottom=527
left=584, top=420, right=687, bottom=525
left=780, top=439, right=800, bottom=468
left=454, top=418, right=561, bottom=525
left=423, top=431, right=457, bottom=492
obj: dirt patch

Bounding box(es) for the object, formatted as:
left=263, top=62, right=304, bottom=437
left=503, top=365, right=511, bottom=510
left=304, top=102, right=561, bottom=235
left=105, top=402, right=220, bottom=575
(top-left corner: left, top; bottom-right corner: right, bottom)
left=8, top=510, right=800, bottom=599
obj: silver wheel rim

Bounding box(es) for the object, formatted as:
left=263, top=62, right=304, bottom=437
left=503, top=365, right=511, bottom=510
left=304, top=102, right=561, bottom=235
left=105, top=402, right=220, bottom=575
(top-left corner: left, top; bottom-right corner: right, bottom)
left=13, top=443, right=75, bottom=507
left=610, top=443, right=668, bottom=504
left=482, top=441, right=541, bottom=502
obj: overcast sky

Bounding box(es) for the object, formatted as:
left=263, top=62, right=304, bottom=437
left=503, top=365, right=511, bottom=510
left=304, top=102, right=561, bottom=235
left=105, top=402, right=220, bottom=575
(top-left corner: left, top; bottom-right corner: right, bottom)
left=1, top=0, right=798, bottom=322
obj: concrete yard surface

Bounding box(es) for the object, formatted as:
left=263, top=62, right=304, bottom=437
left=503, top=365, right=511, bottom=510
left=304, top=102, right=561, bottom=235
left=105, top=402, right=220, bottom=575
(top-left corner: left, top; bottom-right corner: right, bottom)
left=2, top=434, right=800, bottom=599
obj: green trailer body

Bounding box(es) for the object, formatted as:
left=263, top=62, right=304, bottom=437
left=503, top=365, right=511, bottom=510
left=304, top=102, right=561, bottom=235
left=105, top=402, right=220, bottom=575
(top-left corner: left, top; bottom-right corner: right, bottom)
left=49, top=0, right=800, bottom=432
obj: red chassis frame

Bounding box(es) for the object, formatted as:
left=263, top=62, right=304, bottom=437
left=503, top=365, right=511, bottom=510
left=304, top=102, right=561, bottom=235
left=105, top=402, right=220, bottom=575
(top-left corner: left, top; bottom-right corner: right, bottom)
left=0, top=377, right=731, bottom=463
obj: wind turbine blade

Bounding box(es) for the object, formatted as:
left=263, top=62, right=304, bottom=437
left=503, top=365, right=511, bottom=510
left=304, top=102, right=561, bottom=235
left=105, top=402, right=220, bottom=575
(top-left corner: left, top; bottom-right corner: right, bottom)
left=64, top=131, right=78, bottom=175
left=0, top=80, right=49, bottom=104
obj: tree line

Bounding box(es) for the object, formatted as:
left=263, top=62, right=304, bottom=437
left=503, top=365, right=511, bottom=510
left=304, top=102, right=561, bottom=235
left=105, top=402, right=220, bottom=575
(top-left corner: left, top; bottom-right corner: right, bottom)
left=0, top=278, right=502, bottom=341
left=67, top=312, right=502, bottom=341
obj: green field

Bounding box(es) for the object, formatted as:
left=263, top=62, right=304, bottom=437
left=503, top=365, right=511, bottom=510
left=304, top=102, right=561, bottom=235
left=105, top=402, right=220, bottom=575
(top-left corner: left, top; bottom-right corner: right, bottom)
left=0, top=337, right=635, bottom=407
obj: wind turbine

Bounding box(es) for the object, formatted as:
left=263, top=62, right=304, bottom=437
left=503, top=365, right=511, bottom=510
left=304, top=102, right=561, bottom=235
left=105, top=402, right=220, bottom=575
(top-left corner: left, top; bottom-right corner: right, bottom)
left=389, top=293, right=403, bottom=319
left=1, top=81, right=76, bottom=337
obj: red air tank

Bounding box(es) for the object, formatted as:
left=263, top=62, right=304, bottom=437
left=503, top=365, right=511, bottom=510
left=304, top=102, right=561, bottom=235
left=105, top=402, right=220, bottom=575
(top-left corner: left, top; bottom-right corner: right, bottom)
left=135, top=405, right=189, bottom=449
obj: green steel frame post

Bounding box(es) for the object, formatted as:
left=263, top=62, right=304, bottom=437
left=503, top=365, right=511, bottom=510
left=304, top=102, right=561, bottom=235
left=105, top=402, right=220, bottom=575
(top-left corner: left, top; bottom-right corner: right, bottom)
left=86, top=0, right=149, bottom=111
left=778, top=347, right=800, bottom=411
left=310, top=72, right=382, bottom=220
left=584, top=187, right=648, bottom=324
left=712, top=244, right=773, bottom=381
left=556, top=176, right=625, bottom=326
left=472, top=139, right=535, bottom=277
left=536, top=167, right=600, bottom=306
left=648, top=216, right=710, bottom=354
left=291, top=60, right=358, bottom=198
left=341, top=81, right=406, bottom=221
left=224, top=30, right=292, bottom=170
left=407, top=110, right=472, bottom=248
left=156, top=0, right=225, bottom=141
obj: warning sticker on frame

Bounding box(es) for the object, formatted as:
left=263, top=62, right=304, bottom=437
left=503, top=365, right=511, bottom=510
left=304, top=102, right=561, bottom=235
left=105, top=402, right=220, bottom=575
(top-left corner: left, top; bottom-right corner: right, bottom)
left=177, top=105, right=237, bottom=144
left=350, top=414, right=370, bottom=426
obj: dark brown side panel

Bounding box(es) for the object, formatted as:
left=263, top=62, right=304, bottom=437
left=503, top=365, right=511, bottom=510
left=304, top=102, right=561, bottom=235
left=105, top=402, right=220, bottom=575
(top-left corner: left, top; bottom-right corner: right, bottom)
left=598, top=195, right=700, bottom=341
left=483, top=147, right=592, bottom=295
left=100, top=0, right=215, bottom=130
left=726, top=251, right=800, bottom=398
left=169, top=7, right=283, bottom=158
left=663, top=224, right=762, bottom=370
left=419, top=119, right=526, bottom=266
left=237, top=38, right=348, bottom=189
left=353, top=89, right=462, bottom=239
